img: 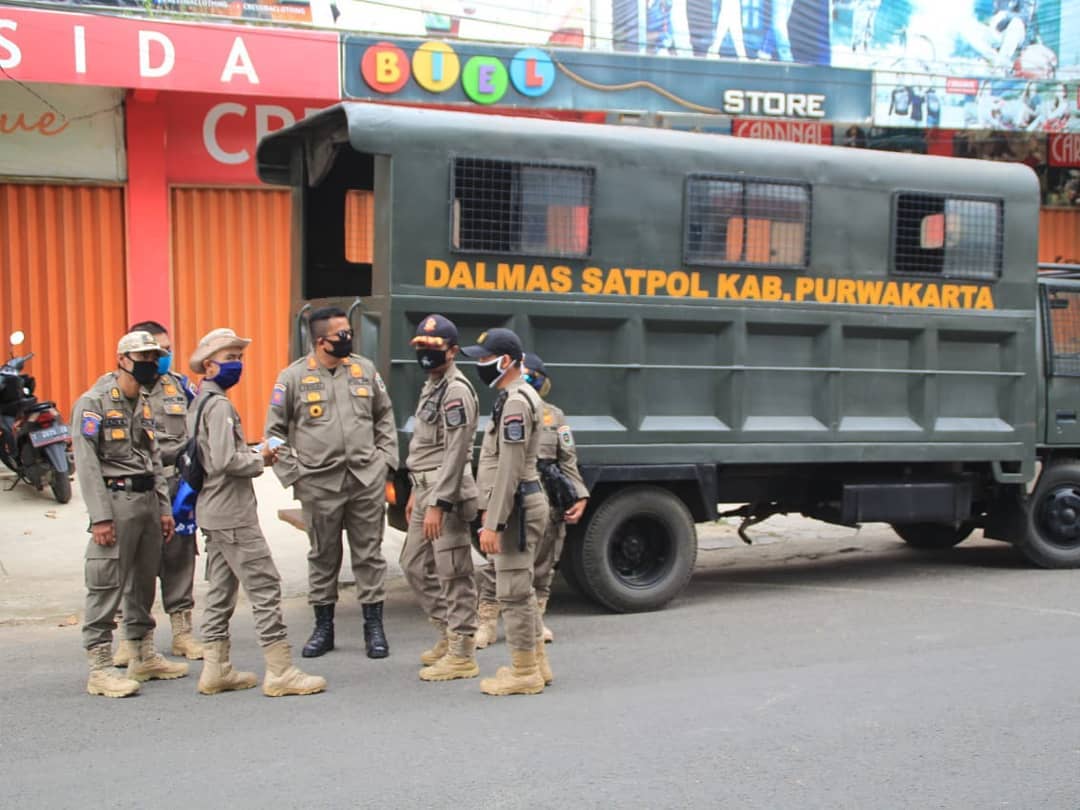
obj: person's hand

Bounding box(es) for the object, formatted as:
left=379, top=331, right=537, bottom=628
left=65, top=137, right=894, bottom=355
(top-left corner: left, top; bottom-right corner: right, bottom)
left=161, top=515, right=176, bottom=543
left=259, top=439, right=278, bottom=466
left=479, top=528, right=502, bottom=555
left=564, top=498, right=588, bottom=525
left=91, top=520, right=116, bottom=546
left=405, top=492, right=415, bottom=524
left=423, top=506, right=444, bottom=541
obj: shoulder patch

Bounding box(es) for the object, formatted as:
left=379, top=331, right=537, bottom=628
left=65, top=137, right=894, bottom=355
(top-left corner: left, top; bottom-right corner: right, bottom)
left=375, top=371, right=387, bottom=393
left=81, top=411, right=102, bottom=438
left=271, top=383, right=286, bottom=408
left=558, top=425, right=574, bottom=447
left=503, top=413, right=525, bottom=443
left=444, top=398, right=466, bottom=429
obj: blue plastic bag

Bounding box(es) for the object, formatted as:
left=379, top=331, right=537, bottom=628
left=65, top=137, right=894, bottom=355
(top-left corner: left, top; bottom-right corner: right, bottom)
left=172, top=479, right=198, bottom=536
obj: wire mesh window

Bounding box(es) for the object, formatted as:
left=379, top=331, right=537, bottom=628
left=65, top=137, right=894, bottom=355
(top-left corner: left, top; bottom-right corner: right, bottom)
left=684, top=176, right=810, bottom=268
left=451, top=158, right=594, bottom=257
left=893, top=194, right=1002, bottom=280
left=1046, top=288, right=1080, bottom=376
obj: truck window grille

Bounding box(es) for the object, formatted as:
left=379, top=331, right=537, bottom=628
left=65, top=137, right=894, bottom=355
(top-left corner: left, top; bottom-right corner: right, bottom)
left=1047, top=289, right=1080, bottom=376
left=684, top=176, right=809, bottom=269
left=451, top=158, right=593, bottom=258
left=894, top=193, right=1002, bottom=280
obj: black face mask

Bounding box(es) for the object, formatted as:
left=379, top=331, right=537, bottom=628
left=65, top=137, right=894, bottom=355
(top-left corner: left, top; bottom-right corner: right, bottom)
left=475, top=356, right=508, bottom=388
left=416, top=348, right=448, bottom=371
left=127, top=359, right=160, bottom=388
left=325, top=336, right=353, bottom=358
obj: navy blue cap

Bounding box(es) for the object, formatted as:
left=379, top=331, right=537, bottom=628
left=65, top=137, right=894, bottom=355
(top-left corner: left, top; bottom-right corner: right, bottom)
left=460, top=328, right=524, bottom=360
left=411, top=314, right=459, bottom=348
left=523, top=352, right=546, bottom=377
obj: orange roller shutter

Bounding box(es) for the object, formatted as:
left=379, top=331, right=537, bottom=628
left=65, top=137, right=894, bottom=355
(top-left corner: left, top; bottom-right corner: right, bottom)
left=170, top=188, right=292, bottom=439
left=1039, top=208, right=1080, bottom=265
left=0, top=183, right=128, bottom=419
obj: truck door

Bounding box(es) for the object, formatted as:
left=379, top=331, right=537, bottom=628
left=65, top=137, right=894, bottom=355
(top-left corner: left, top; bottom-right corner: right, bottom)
left=1043, top=284, right=1080, bottom=445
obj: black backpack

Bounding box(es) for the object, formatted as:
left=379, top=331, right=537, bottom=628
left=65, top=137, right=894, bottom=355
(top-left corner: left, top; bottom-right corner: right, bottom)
left=175, top=393, right=217, bottom=493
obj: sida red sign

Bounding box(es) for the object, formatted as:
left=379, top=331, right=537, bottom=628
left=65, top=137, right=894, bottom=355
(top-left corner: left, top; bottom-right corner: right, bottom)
left=1049, top=134, right=1080, bottom=168
left=163, top=93, right=335, bottom=184
left=732, top=118, right=833, bottom=144
left=0, top=6, right=339, bottom=99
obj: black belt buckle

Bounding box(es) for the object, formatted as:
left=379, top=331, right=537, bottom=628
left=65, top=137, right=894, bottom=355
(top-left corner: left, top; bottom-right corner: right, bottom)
left=104, top=476, right=154, bottom=493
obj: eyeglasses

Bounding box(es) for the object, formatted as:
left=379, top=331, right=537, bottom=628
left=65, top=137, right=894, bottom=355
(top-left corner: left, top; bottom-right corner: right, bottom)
left=324, top=330, right=353, bottom=341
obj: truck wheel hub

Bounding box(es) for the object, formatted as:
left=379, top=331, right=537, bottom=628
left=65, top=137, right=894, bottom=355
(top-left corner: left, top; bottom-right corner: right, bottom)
left=1039, top=486, right=1080, bottom=545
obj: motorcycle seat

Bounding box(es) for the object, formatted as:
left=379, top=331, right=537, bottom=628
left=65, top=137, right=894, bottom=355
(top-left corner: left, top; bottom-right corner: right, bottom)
left=27, top=401, right=54, bottom=413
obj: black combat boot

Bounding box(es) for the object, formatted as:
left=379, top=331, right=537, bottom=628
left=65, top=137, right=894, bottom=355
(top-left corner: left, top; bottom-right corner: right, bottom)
left=301, top=604, right=335, bottom=658
left=362, top=602, right=389, bottom=659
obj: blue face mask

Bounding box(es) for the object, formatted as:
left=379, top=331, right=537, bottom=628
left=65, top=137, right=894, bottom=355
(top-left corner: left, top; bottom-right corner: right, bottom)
left=156, top=353, right=172, bottom=376
left=211, top=361, right=243, bottom=390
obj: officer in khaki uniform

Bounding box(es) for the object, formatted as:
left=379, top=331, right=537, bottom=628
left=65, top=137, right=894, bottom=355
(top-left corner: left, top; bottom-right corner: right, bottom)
left=460, top=328, right=551, bottom=696
left=188, top=328, right=325, bottom=698
left=73, top=331, right=186, bottom=698
left=266, top=306, right=398, bottom=660
left=475, top=352, right=588, bottom=648
left=400, top=315, right=481, bottom=681
left=111, top=320, right=202, bottom=667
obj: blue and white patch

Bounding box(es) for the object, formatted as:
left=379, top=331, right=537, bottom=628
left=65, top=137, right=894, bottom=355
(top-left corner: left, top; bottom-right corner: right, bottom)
left=81, top=411, right=102, bottom=438
left=503, top=414, right=525, bottom=443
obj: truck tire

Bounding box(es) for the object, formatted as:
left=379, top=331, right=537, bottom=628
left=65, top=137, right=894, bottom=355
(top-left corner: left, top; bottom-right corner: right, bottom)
left=1017, top=461, right=1080, bottom=568
left=577, top=486, right=697, bottom=613
left=891, top=522, right=974, bottom=549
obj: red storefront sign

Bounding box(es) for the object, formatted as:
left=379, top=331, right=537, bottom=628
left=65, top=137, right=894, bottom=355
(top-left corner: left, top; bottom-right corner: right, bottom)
left=732, top=118, right=833, bottom=145
left=164, top=94, right=333, bottom=184
left=1049, top=134, right=1080, bottom=168
left=0, top=6, right=339, bottom=99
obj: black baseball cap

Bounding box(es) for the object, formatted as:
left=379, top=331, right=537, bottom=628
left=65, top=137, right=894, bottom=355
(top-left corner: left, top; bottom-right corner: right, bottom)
left=460, top=328, right=524, bottom=360
left=410, top=314, right=458, bottom=348
left=523, top=352, right=546, bottom=377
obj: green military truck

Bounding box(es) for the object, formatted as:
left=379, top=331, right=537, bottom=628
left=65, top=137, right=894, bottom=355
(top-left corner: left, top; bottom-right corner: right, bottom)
left=257, top=102, right=1080, bottom=613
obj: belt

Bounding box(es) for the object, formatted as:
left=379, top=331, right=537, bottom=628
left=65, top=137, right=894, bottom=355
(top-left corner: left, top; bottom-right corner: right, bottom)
left=408, top=469, right=437, bottom=488
left=104, top=475, right=155, bottom=493
left=519, top=480, right=542, bottom=496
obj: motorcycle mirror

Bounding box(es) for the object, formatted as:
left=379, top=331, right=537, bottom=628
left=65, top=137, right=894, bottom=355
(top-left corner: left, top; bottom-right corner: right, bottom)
left=9, top=331, right=25, bottom=346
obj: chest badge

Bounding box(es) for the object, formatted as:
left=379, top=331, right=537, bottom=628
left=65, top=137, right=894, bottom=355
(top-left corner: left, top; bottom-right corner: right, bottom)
left=309, top=404, right=324, bottom=418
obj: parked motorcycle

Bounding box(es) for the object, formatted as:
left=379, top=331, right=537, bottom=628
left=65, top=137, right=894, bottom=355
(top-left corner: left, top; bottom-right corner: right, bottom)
left=0, top=331, right=75, bottom=504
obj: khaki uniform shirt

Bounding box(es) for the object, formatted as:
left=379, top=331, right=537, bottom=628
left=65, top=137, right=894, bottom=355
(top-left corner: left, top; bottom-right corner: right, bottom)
left=476, top=377, right=543, bottom=532
left=188, top=380, right=263, bottom=531
left=72, top=372, right=169, bottom=524
left=405, top=362, right=479, bottom=509
left=266, top=353, right=398, bottom=492
left=145, top=372, right=191, bottom=467
left=539, top=402, right=589, bottom=503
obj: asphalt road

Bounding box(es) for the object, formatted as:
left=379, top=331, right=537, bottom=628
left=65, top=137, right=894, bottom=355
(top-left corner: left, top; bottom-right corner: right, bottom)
left=2, top=527, right=1079, bottom=809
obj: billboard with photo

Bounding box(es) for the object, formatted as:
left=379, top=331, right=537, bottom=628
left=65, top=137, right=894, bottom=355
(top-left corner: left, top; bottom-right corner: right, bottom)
left=832, top=0, right=1075, bottom=81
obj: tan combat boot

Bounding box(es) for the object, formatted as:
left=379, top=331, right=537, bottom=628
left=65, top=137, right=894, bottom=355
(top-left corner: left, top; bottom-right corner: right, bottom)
left=420, top=620, right=449, bottom=666
left=536, top=641, right=553, bottom=686
left=479, top=649, right=545, bottom=696
left=126, top=631, right=190, bottom=682
left=198, top=639, right=257, bottom=695
left=419, top=633, right=480, bottom=681
left=474, top=601, right=500, bottom=649
left=112, top=638, right=131, bottom=668
left=262, top=640, right=326, bottom=697
left=86, top=643, right=140, bottom=698
left=538, top=597, right=554, bottom=644
left=170, top=610, right=205, bottom=660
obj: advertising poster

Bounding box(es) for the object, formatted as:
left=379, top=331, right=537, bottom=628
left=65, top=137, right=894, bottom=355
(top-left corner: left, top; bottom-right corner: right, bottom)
left=832, top=0, right=1074, bottom=81
left=611, top=0, right=830, bottom=63
left=873, top=72, right=1079, bottom=131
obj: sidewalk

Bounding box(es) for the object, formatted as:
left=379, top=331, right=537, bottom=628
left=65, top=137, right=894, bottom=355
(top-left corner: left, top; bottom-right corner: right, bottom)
left=0, top=470, right=407, bottom=625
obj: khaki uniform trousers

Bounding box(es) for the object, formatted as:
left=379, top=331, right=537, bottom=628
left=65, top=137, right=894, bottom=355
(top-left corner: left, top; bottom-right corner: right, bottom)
left=159, top=472, right=196, bottom=614
left=491, top=490, right=549, bottom=652
left=201, top=525, right=287, bottom=647
left=299, top=472, right=387, bottom=606
left=476, top=509, right=564, bottom=603
left=399, top=482, right=477, bottom=636
left=82, top=490, right=162, bottom=649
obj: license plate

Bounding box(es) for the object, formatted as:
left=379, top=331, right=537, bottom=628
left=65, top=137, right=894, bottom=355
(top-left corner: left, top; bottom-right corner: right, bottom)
left=30, top=424, right=70, bottom=447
